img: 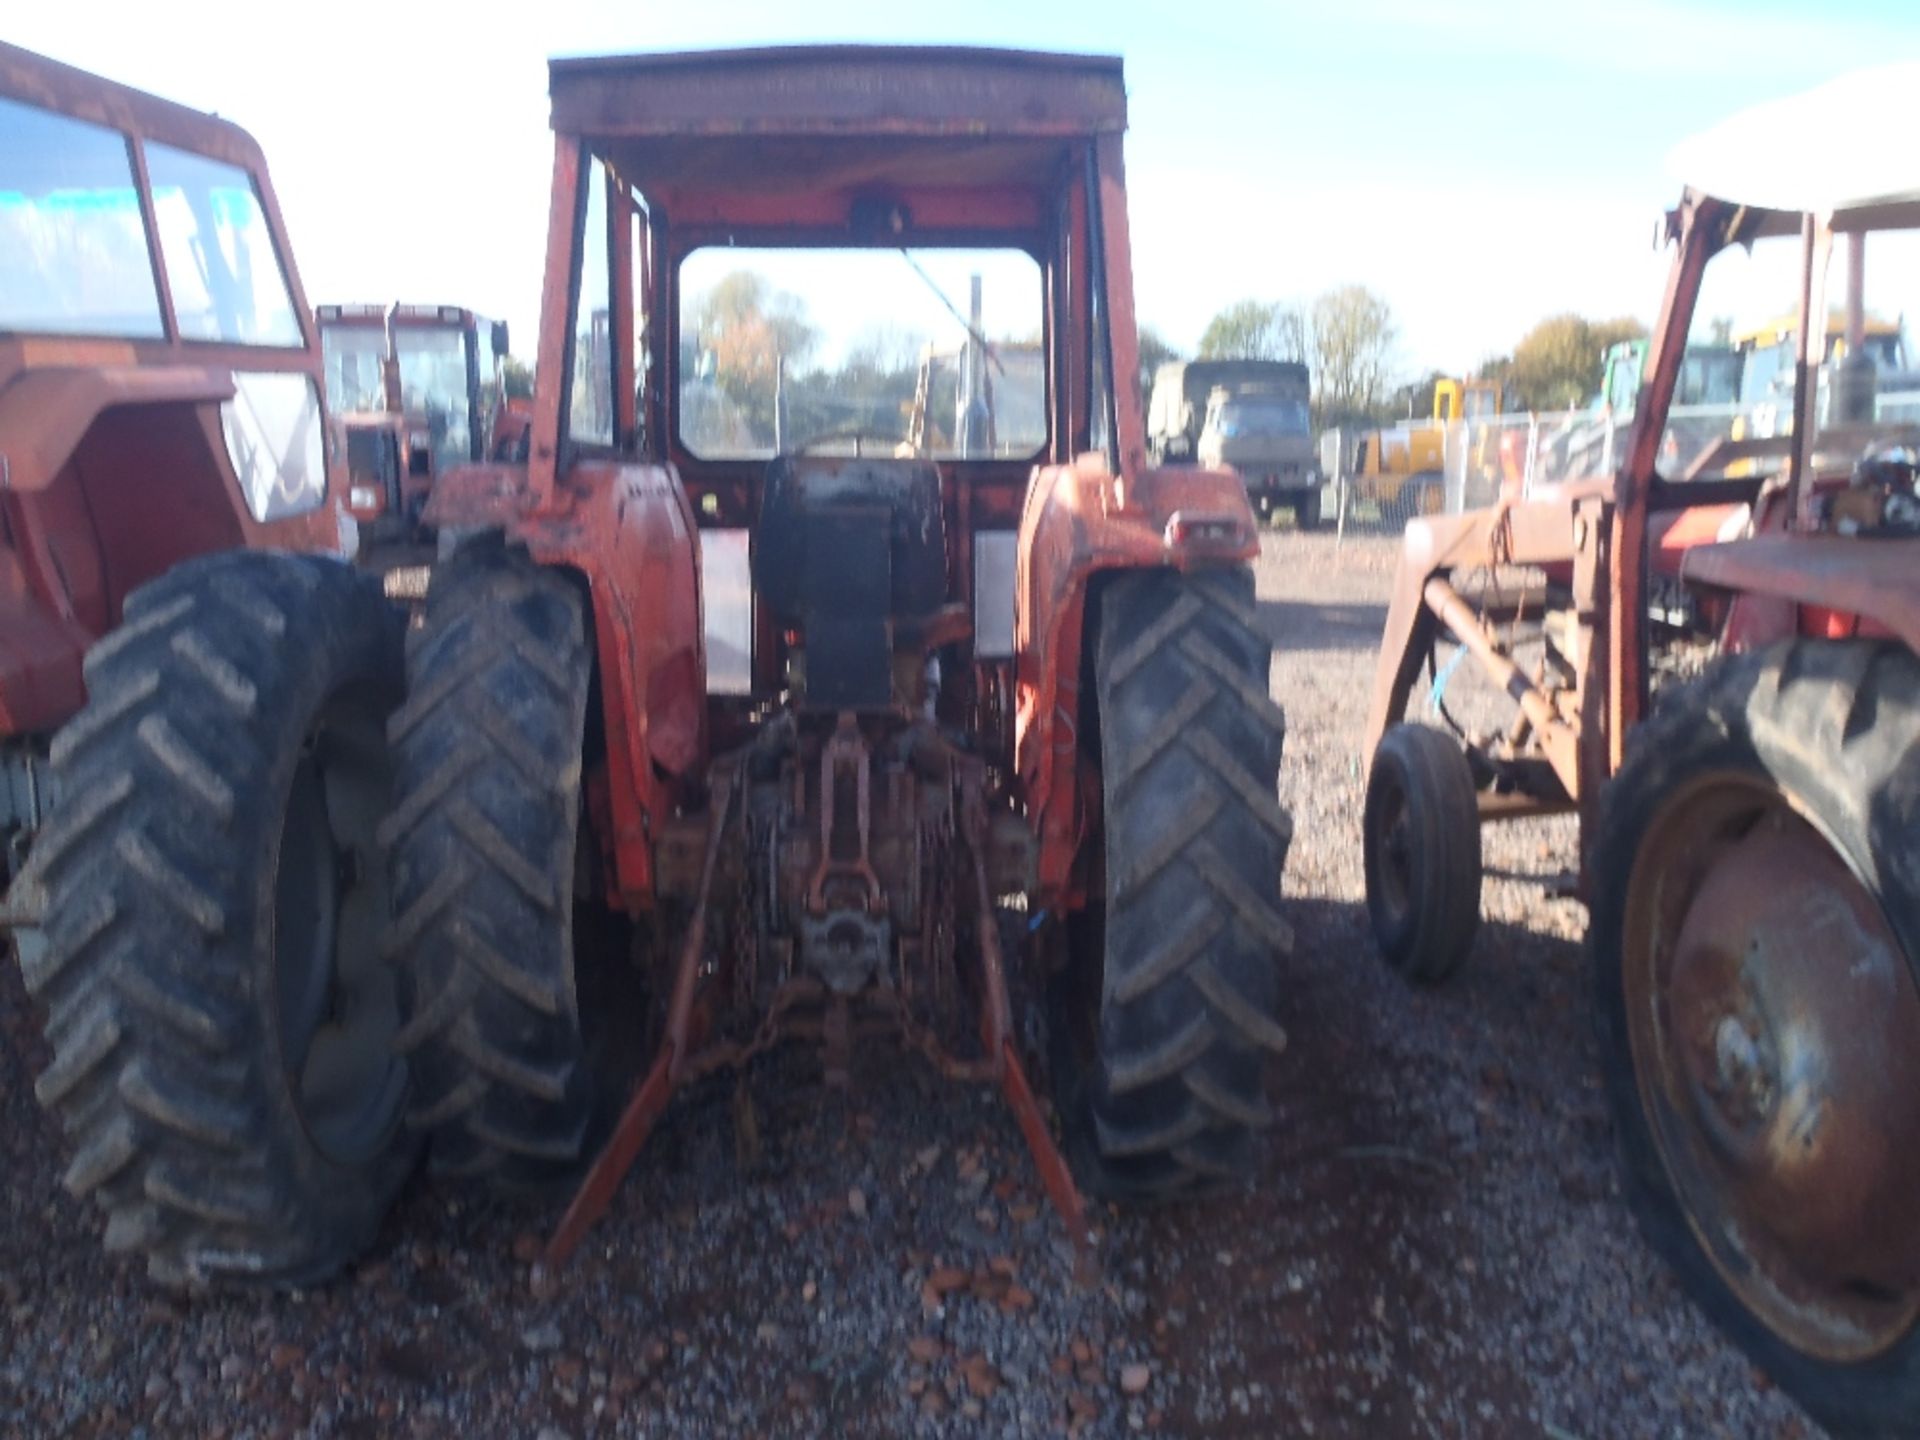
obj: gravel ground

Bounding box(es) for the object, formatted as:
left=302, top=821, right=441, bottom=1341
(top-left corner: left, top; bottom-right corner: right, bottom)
left=0, top=527, right=1813, bottom=1439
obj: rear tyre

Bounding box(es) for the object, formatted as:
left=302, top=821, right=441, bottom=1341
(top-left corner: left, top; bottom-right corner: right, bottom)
left=1364, top=723, right=1482, bottom=983
left=1293, top=487, right=1322, bottom=532
left=1056, top=567, right=1293, bottom=1199
left=1592, top=642, right=1920, bottom=1437
left=382, top=539, right=599, bottom=1184
left=16, top=552, right=412, bottom=1288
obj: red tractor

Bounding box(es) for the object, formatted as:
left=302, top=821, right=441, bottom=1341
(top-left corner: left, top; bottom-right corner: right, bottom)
left=385, top=45, right=1294, bottom=1267
left=316, top=302, right=521, bottom=550
left=1, top=44, right=413, bottom=1286
left=1361, top=83, right=1920, bottom=1433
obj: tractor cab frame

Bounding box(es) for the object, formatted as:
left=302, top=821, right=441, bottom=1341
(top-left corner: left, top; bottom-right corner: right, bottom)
left=426, top=46, right=1265, bottom=918
left=1, top=39, right=353, bottom=892
left=398, top=47, right=1292, bottom=1276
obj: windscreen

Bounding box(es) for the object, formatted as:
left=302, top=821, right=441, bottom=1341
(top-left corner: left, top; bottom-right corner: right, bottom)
left=319, top=323, right=387, bottom=412
left=677, top=247, right=1045, bottom=460
left=394, top=325, right=474, bottom=471
left=147, top=143, right=302, bottom=347
left=0, top=95, right=163, bottom=338
left=1210, top=393, right=1309, bottom=438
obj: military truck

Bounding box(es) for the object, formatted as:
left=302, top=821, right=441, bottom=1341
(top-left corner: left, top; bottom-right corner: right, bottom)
left=1148, top=359, right=1321, bottom=525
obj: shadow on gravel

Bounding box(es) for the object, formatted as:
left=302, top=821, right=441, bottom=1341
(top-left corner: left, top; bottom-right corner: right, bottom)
left=1118, top=894, right=1633, bottom=1437
left=1256, top=598, right=1389, bottom=655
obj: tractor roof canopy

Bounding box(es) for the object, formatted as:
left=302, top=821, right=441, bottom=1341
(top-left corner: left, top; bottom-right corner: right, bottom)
left=548, top=46, right=1125, bottom=225
left=1669, top=62, right=1920, bottom=234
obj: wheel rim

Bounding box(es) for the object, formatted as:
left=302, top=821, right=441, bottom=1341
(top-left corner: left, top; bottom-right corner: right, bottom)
left=1622, top=771, right=1920, bottom=1361
left=273, top=695, right=407, bottom=1167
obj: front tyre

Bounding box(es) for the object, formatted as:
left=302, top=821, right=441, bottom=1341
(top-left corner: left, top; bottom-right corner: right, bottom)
left=1592, top=641, right=1920, bottom=1437
left=17, top=553, right=413, bottom=1288
left=1364, top=723, right=1482, bottom=983
left=1055, top=567, right=1293, bottom=1199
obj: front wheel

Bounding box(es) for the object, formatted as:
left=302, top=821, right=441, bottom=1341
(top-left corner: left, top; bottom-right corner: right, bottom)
left=1364, top=723, right=1482, bottom=983
left=1052, top=567, right=1293, bottom=1199
left=1591, top=641, right=1920, bottom=1436
left=16, top=553, right=413, bottom=1288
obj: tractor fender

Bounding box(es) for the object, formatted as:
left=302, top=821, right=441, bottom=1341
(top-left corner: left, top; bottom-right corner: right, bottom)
left=0, top=364, right=233, bottom=493
left=1, top=367, right=351, bottom=740
left=0, top=558, right=92, bottom=737
left=1014, top=455, right=1259, bottom=906
left=1685, top=532, right=1920, bottom=653
left=426, top=457, right=705, bottom=909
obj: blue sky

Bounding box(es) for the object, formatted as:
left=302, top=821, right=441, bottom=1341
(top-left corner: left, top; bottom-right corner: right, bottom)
left=12, top=0, right=1920, bottom=376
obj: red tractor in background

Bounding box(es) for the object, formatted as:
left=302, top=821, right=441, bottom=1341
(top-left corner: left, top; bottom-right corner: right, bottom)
left=316, top=302, right=525, bottom=551
left=2, top=43, right=415, bottom=1286
left=385, top=45, right=1294, bottom=1265
left=1360, top=81, right=1920, bottom=1433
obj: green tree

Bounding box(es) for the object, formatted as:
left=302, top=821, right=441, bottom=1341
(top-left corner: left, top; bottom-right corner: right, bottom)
left=690, top=271, right=817, bottom=403
left=1310, top=285, right=1398, bottom=428
left=501, top=357, right=533, bottom=401
left=1197, top=300, right=1307, bottom=362
left=1509, top=313, right=1648, bottom=410
left=1137, top=323, right=1181, bottom=404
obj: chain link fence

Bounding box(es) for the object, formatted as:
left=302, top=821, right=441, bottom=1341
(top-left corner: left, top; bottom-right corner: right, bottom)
left=1320, top=387, right=1920, bottom=535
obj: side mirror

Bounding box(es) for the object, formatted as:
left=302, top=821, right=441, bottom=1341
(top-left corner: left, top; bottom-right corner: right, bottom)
left=491, top=320, right=510, bottom=358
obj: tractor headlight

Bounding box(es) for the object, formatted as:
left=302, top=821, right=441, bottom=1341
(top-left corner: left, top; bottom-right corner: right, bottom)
left=220, top=373, right=328, bottom=523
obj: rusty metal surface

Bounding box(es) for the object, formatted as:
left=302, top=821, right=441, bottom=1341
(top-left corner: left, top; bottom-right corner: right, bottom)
left=0, top=366, right=234, bottom=494
left=1623, top=776, right=1920, bottom=1360
left=1421, top=577, right=1580, bottom=801
left=1362, top=487, right=1604, bottom=762
left=0, top=571, right=92, bottom=737
left=1682, top=534, right=1920, bottom=654
left=549, top=46, right=1124, bottom=141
